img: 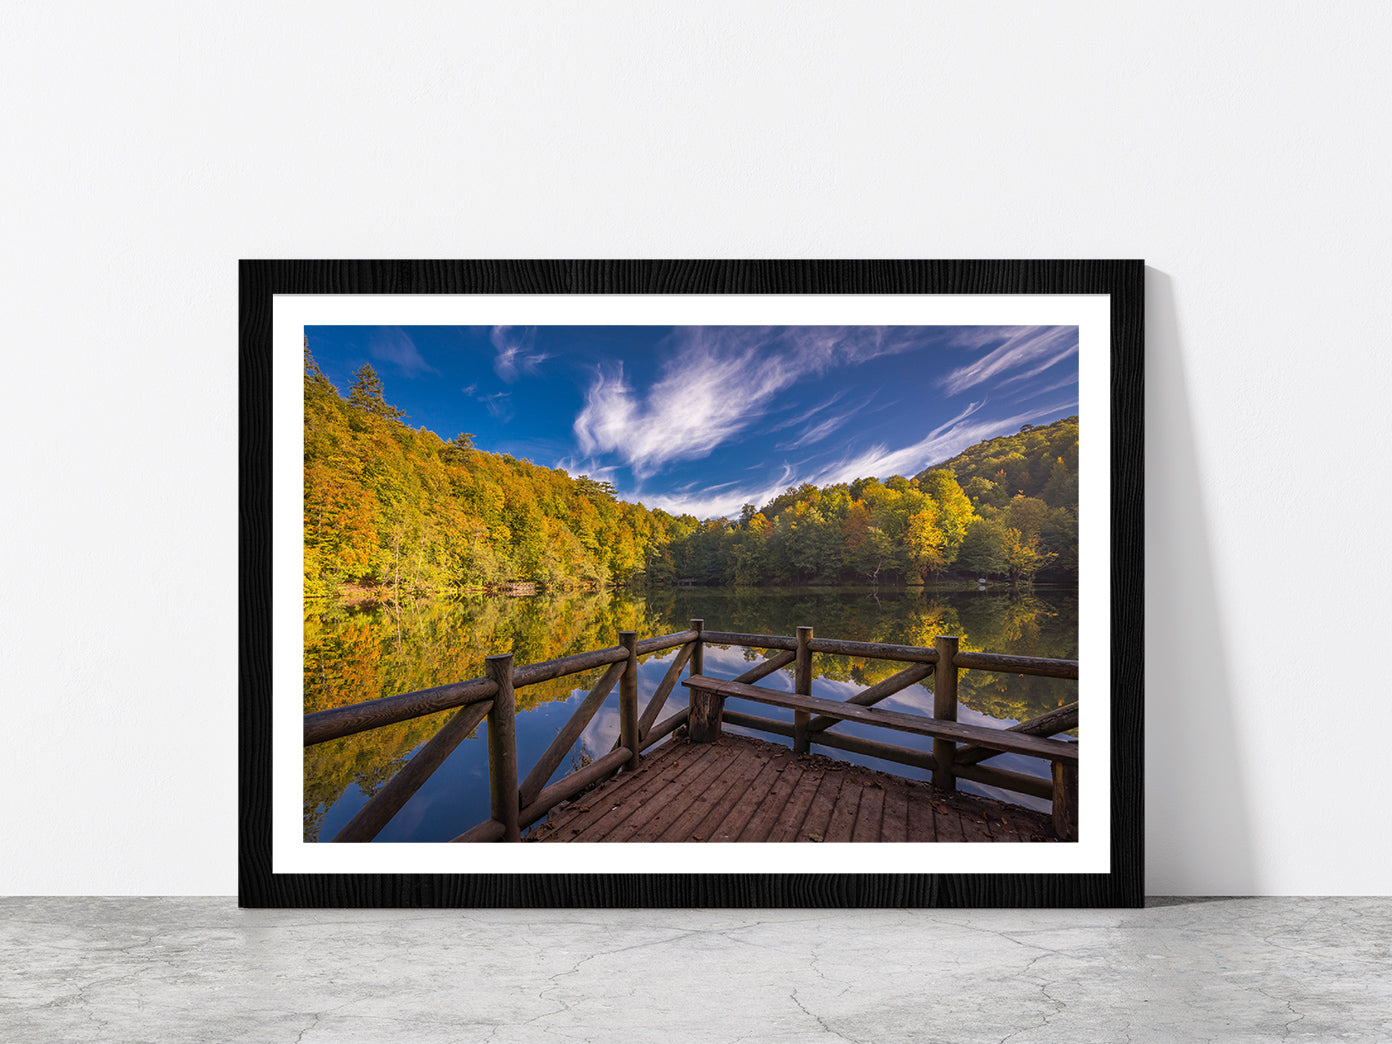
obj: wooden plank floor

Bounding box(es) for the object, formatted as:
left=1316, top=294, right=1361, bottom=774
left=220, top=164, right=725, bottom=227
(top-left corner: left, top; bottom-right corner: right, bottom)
left=527, top=733, right=1059, bottom=843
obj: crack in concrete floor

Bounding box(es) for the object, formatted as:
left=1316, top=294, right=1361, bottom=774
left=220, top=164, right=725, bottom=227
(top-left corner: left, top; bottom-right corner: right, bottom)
left=1, top=898, right=1389, bottom=1043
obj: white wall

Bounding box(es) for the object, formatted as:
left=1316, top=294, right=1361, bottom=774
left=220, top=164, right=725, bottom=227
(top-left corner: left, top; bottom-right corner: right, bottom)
left=2, top=3, right=1388, bottom=896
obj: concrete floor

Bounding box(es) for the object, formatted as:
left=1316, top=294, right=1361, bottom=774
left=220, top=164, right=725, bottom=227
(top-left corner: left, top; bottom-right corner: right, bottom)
left=2, top=897, right=1388, bottom=1042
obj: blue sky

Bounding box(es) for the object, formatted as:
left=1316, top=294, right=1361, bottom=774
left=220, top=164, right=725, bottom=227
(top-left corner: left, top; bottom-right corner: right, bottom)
left=305, top=325, right=1079, bottom=519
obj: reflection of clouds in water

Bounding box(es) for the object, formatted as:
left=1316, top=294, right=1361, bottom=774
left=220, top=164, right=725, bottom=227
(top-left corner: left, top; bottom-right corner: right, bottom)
left=561, top=640, right=1059, bottom=813
left=702, top=641, right=1057, bottom=811
left=886, top=689, right=1060, bottom=811
left=704, top=643, right=1039, bottom=734
left=882, top=688, right=1008, bottom=727
left=578, top=707, right=620, bottom=758
left=553, top=647, right=688, bottom=764
left=698, top=644, right=797, bottom=686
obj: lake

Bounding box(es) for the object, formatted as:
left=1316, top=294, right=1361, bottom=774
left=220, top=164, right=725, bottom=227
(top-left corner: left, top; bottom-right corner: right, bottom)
left=304, top=585, right=1078, bottom=841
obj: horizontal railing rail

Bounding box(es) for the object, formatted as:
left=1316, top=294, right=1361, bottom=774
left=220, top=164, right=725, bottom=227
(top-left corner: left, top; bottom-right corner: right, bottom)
left=313, top=625, right=704, bottom=844
left=682, top=676, right=1078, bottom=761
left=304, top=676, right=498, bottom=747
left=680, top=625, right=1078, bottom=840
left=952, top=650, right=1078, bottom=679
left=304, top=631, right=701, bottom=747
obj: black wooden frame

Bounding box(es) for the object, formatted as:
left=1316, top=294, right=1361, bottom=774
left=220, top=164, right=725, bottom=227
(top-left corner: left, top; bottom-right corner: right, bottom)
left=240, top=259, right=1143, bottom=907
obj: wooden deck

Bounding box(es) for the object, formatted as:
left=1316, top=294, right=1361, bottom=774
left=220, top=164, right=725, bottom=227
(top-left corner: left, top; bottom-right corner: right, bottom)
left=527, top=733, right=1059, bottom=843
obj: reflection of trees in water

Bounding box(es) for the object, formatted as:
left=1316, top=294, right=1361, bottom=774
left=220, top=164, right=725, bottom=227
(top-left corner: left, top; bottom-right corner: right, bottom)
left=303, top=585, right=1077, bottom=840
left=676, top=586, right=1077, bottom=730
left=303, top=710, right=449, bottom=841
left=950, top=591, right=1077, bottom=725
left=302, top=590, right=672, bottom=840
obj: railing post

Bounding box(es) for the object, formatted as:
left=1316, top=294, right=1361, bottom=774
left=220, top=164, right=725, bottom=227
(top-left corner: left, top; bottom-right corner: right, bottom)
left=1052, top=760, right=1078, bottom=841
left=793, top=625, right=813, bottom=754
left=688, top=681, right=724, bottom=742
left=686, top=619, right=706, bottom=738
left=689, top=618, right=704, bottom=678
left=485, top=654, right=521, bottom=842
left=933, top=635, right=959, bottom=791
left=619, top=631, right=640, bottom=772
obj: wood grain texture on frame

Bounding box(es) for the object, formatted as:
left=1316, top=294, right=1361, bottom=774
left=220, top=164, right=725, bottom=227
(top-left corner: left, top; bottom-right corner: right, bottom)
left=239, top=259, right=1143, bottom=908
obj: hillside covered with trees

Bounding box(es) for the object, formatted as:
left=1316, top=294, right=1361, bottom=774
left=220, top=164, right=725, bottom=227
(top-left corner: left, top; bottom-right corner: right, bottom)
left=662, top=416, right=1080, bottom=587
left=304, top=353, right=696, bottom=601
left=918, top=414, right=1080, bottom=583
left=304, top=350, right=1079, bottom=600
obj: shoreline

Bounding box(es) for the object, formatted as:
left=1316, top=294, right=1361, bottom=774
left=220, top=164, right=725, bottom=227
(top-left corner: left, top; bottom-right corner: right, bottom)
left=308, top=577, right=1078, bottom=610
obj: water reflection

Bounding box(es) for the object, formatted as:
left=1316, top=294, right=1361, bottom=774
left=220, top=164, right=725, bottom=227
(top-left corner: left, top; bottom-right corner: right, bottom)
left=304, top=585, right=1077, bottom=840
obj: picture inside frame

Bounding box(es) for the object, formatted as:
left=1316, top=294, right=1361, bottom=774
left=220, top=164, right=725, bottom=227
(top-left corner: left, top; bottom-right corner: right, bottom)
left=272, top=294, right=1113, bottom=879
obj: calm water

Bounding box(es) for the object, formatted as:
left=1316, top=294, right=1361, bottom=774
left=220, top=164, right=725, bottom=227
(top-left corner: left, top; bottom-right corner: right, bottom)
left=304, top=585, right=1077, bottom=841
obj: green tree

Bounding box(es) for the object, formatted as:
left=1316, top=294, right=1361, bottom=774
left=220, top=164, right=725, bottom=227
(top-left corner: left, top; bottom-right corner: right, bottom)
left=1005, top=495, right=1051, bottom=544
left=1003, top=529, right=1056, bottom=586
left=841, top=502, right=895, bottom=584
left=440, top=432, right=474, bottom=464
left=904, top=506, right=946, bottom=582
left=956, top=517, right=1012, bottom=578
left=918, top=469, right=974, bottom=563
left=304, top=345, right=335, bottom=393
left=575, top=475, right=618, bottom=502
left=1038, top=507, right=1078, bottom=579
left=348, top=364, right=406, bottom=420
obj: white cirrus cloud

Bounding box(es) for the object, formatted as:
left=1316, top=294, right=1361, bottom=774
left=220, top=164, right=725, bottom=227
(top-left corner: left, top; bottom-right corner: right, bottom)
left=572, top=326, right=932, bottom=479
left=553, top=456, right=621, bottom=485
left=1000, top=343, right=1080, bottom=387
left=368, top=327, right=438, bottom=377
left=631, top=462, right=800, bottom=520
left=477, top=391, right=513, bottom=422
left=1010, top=372, right=1080, bottom=402
left=938, top=326, right=1078, bottom=396
left=491, top=325, right=552, bottom=382
left=774, top=395, right=873, bottom=452
left=764, top=388, right=850, bottom=434
left=804, top=399, right=1077, bottom=490
left=630, top=398, right=1077, bottom=520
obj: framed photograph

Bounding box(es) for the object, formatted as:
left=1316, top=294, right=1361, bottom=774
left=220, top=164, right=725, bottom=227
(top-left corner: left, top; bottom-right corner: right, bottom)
left=240, top=260, right=1142, bottom=907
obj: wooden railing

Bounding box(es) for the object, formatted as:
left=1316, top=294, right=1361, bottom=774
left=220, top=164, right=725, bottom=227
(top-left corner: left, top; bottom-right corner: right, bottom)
left=683, top=626, right=1079, bottom=840
left=302, top=619, right=1079, bottom=843
left=304, top=624, right=705, bottom=843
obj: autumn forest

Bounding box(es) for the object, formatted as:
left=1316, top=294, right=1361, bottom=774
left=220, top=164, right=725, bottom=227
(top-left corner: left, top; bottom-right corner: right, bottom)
left=304, top=351, right=1080, bottom=602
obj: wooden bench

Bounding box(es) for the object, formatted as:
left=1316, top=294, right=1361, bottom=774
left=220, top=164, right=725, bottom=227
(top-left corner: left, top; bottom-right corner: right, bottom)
left=681, top=674, right=1079, bottom=840
left=681, top=675, right=1077, bottom=762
